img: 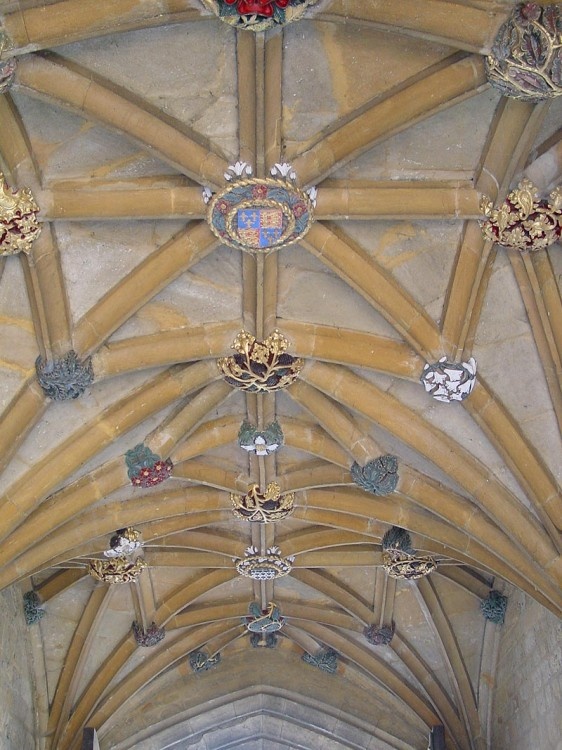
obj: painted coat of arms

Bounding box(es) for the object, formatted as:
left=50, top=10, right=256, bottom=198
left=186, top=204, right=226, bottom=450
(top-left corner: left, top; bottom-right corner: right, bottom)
left=237, top=207, right=283, bottom=249
left=204, top=162, right=316, bottom=253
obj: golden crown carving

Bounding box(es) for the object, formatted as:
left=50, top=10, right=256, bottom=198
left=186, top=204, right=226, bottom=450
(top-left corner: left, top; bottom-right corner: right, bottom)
left=88, top=556, right=147, bottom=584
left=235, top=546, right=295, bottom=580
left=480, top=179, right=561, bottom=251
left=0, top=174, right=41, bottom=256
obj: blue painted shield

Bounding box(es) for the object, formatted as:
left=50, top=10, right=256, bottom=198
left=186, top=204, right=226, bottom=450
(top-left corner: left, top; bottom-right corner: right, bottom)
left=237, top=208, right=283, bottom=248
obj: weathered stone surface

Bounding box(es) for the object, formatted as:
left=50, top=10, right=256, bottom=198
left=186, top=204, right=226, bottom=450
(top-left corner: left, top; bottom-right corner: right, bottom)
left=0, top=587, right=36, bottom=750
left=492, top=589, right=562, bottom=750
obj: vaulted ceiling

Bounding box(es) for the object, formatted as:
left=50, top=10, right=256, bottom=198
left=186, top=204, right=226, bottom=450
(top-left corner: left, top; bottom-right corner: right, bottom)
left=0, top=1, right=560, bottom=749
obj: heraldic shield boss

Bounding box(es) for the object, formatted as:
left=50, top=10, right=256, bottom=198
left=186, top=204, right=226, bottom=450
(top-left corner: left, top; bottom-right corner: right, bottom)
left=204, top=162, right=316, bottom=254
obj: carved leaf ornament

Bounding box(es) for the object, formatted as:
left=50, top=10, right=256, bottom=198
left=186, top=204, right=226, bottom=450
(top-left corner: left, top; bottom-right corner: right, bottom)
left=36, top=350, right=94, bottom=400
left=351, top=455, right=399, bottom=495
left=486, top=3, right=562, bottom=101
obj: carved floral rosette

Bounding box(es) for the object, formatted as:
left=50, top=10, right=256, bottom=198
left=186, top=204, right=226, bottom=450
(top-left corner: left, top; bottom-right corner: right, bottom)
left=218, top=330, right=303, bottom=393
left=231, top=481, right=295, bottom=523
left=201, top=0, right=319, bottom=32
left=244, top=601, right=285, bottom=633
left=351, top=455, right=399, bottom=496
left=420, top=356, right=477, bottom=403
left=132, top=621, right=166, bottom=647
left=302, top=648, right=338, bottom=674
left=205, top=162, right=315, bottom=253
left=486, top=3, right=562, bottom=101
left=0, top=174, right=41, bottom=256
left=480, top=179, right=562, bottom=252
left=235, top=545, right=295, bottom=581
left=88, top=556, right=147, bottom=584
left=189, top=649, right=221, bottom=672
left=104, top=528, right=143, bottom=558
left=0, top=57, right=16, bottom=94
left=35, top=350, right=94, bottom=400
left=238, top=419, right=284, bottom=455
left=364, top=622, right=395, bottom=646
left=125, top=443, right=173, bottom=487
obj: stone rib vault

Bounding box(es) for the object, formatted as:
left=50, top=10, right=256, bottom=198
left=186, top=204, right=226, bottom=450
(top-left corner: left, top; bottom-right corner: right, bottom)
left=0, top=1, right=560, bottom=749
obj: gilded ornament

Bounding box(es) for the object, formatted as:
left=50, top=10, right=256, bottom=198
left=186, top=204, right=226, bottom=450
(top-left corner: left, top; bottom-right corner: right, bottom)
left=381, top=526, right=436, bottom=581
left=238, top=419, right=284, bottom=455
left=35, top=350, right=94, bottom=400
left=420, top=356, right=477, bottom=403
left=351, top=455, right=399, bottom=495
left=302, top=648, right=338, bottom=674
left=201, top=0, right=319, bottom=32
left=244, top=601, right=284, bottom=633
left=235, top=545, right=295, bottom=580
left=486, top=3, right=562, bottom=101
left=132, top=621, right=166, bottom=647
left=205, top=161, right=316, bottom=253
left=0, top=173, right=41, bottom=256
left=88, top=556, right=147, bottom=584
left=218, top=330, right=303, bottom=392
left=480, top=180, right=561, bottom=251
left=231, top=481, right=295, bottom=523
left=125, top=443, right=173, bottom=487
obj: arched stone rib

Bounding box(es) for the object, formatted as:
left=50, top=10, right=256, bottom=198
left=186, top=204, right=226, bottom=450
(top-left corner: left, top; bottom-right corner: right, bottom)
left=300, top=225, right=560, bottom=538
left=0, top=377, right=47, bottom=476
left=0, top=361, right=218, bottom=542
left=0, top=377, right=231, bottom=575
left=60, top=621, right=235, bottom=750
left=15, top=54, right=228, bottom=188
left=392, top=633, right=471, bottom=750
left=315, top=182, right=481, bottom=219
left=295, top=498, right=562, bottom=615
left=288, top=377, right=553, bottom=585
left=47, top=586, right=111, bottom=750
left=289, top=54, right=486, bottom=186
left=316, top=0, right=506, bottom=54
left=73, top=222, right=218, bottom=355
left=301, top=361, right=562, bottom=585
left=42, top=182, right=205, bottom=220
left=301, top=222, right=441, bottom=357
left=296, top=619, right=439, bottom=728
left=34, top=569, right=87, bottom=602
left=0, top=97, right=72, bottom=359
left=415, top=577, right=486, bottom=750
left=1, top=0, right=207, bottom=54
left=441, top=98, right=549, bottom=356
left=2, top=506, right=230, bottom=591
left=508, top=250, right=562, bottom=435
